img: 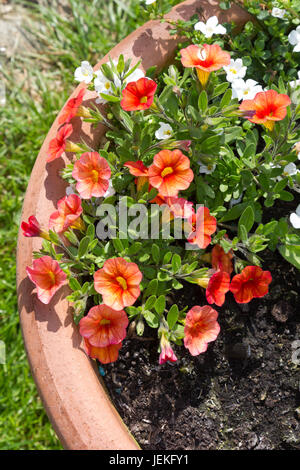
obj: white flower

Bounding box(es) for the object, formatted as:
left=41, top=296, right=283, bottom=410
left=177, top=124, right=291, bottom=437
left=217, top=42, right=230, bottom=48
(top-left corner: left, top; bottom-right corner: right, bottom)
left=290, top=71, right=300, bottom=88
left=231, top=78, right=263, bottom=101
left=198, top=162, right=216, bottom=174
left=114, top=67, right=145, bottom=88
left=223, top=58, right=247, bottom=83
left=145, top=0, right=156, bottom=4
left=271, top=7, right=286, bottom=19
left=74, top=61, right=94, bottom=84
left=288, top=26, right=300, bottom=53
left=283, top=162, right=299, bottom=176
left=94, top=69, right=115, bottom=103
left=290, top=204, right=300, bottom=229
left=194, top=16, right=226, bottom=38
left=155, top=122, right=173, bottom=140
left=103, top=180, right=116, bottom=198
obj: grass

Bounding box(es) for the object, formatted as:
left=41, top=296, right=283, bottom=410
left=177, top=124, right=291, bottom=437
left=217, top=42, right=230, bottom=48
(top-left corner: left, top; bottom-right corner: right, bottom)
left=0, top=0, right=180, bottom=450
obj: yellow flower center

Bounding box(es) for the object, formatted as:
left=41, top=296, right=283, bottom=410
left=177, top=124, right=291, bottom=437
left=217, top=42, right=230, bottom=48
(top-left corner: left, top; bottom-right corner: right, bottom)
left=105, top=81, right=111, bottom=90
left=161, top=167, right=174, bottom=178
left=48, top=271, right=56, bottom=285
left=140, top=96, right=148, bottom=104
left=116, top=276, right=128, bottom=290
left=164, top=130, right=172, bottom=136
left=99, top=318, right=111, bottom=326
left=230, top=68, right=237, bottom=74
left=91, top=169, right=99, bottom=183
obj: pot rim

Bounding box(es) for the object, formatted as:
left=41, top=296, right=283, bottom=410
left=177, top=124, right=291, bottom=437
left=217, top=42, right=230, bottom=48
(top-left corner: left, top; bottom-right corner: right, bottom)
left=16, top=0, right=252, bottom=450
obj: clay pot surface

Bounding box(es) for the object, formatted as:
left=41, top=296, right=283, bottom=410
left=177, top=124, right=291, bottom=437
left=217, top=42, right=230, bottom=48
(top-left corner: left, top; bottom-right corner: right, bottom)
left=17, top=0, right=252, bottom=450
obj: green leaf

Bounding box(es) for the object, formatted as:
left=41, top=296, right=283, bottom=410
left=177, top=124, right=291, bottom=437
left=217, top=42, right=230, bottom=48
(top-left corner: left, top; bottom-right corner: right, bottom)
left=278, top=241, right=300, bottom=270
left=143, top=310, right=160, bottom=328
left=198, top=90, right=208, bottom=113
left=144, top=295, right=156, bottom=311
left=99, top=93, right=120, bottom=103
left=154, top=295, right=166, bottom=315
left=69, top=278, right=81, bottom=291
left=238, top=206, right=254, bottom=234
left=220, top=89, right=232, bottom=108
left=151, top=244, right=160, bottom=264
left=112, top=238, right=124, bottom=253
left=145, top=278, right=158, bottom=297
left=78, top=236, right=91, bottom=258
left=167, top=304, right=179, bottom=330
left=171, top=253, right=181, bottom=274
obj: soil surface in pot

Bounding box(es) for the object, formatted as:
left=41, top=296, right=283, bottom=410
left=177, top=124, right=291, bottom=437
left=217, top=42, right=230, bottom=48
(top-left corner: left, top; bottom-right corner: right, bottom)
left=102, top=232, right=300, bottom=449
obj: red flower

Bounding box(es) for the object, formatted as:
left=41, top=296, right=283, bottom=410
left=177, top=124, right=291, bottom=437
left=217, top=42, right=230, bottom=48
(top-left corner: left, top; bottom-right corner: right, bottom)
left=84, top=339, right=122, bottom=364
left=72, top=151, right=111, bottom=199
left=124, top=160, right=149, bottom=192
left=47, top=123, right=73, bottom=162
left=58, top=88, right=85, bottom=125
left=121, top=78, right=157, bottom=111
left=148, top=149, right=194, bottom=197
left=239, top=90, right=291, bottom=131
left=21, top=215, right=49, bottom=240
left=180, top=44, right=230, bottom=87
left=184, top=305, right=220, bottom=356
left=26, top=255, right=67, bottom=304
left=187, top=206, right=217, bottom=249
left=49, top=194, right=83, bottom=233
left=211, top=244, right=233, bottom=274
left=229, top=266, right=272, bottom=303
left=94, top=257, right=143, bottom=311
left=206, top=271, right=230, bottom=307
left=79, top=304, right=128, bottom=348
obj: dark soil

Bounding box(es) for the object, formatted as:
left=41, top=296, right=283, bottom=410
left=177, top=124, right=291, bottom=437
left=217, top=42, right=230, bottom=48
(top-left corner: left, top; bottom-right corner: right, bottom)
left=102, top=247, right=300, bottom=450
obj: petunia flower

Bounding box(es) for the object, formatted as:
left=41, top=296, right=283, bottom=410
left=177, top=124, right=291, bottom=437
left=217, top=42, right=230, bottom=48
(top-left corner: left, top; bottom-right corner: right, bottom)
left=79, top=304, right=128, bottom=348
left=47, top=123, right=74, bottom=163
left=94, top=257, right=143, bottom=311
left=26, top=255, right=67, bottom=304
left=290, top=204, right=300, bottom=229
left=283, top=162, right=299, bottom=177
left=211, top=244, right=233, bottom=274
left=239, top=89, right=291, bottom=131
left=198, top=161, right=216, bottom=174
left=194, top=16, right=227, bottom=38
left=21, top=215, right=50, bottom=240
left=231, top=78, right=263, bottom=101
left=124, top=160, right=149, bottom=192
left=290, top=71, right=300, bottom=89
left=206, top=270, right=230, bottom=306
left=159, top=334, right=177, bottom=365
left=155, top=122, right=173, bottom=140
left=145, top=0, right=156, bottom=4
left=288, top=25, right=300, bottom=53
left=58, top=88, right=85, bottom=125
left=223, top=58, right=247, bottom=83
left=83, top=339, right=122, bottom=364
left=148, top=149, right=194, bottom=197
left=271, top=7, right=286, bottom=19
left=94, top=69, right=115, bottom=104
left=229, top=265, right=272, bottom=304
left=121, top=77, right=157, bottom=111
left=184, top=305, right=220, bottom=356
left=49, top=194, right=83, bottom=233
left=72, top=151, right=111, bottom=199
left=180, top=44, right=230, bottom=87
left=187, top=206, right=217, bottom=249
left=74, top=61, right=94, bottom=84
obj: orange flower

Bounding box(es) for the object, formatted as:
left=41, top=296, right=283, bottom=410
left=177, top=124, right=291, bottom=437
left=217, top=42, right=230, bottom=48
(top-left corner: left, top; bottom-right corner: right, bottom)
left=239, top=90, right=291, bottom=131
left=94, top=257, right=143, bottom=310
left=148, top=149, right=194, bottom=197
left=184, top=305, right=220, bottom=356
left=79, top=304, right=128, bottom=348
left=72, top=152, right=111, bottom=199
left=180, top=44, right=230, bottom=87
left=83, top=339, right=122, bottom=364
left=206, top=270, right=230, bottom=307
left=211, top=244, right=233, bottom=274
left=229, top=265, right=272, bottom=304
left=58, top=88, right=85, bottom=125
left=187, top=206, right=217, bottom=249
left=121, top=78, right=157, bottom=111
left=21, top=215, right=49, bottom=240
left=124, top=160, right=149, bottom=192
left=26, top=255, right=67, bottom=304
left=49, top=194, right=83, bottom=233
left=47, top=123, right=73, bottom=162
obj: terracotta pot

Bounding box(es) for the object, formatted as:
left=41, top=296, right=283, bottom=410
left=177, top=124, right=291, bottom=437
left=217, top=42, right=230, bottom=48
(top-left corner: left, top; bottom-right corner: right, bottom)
left=17, top=0, right=252, bottom=450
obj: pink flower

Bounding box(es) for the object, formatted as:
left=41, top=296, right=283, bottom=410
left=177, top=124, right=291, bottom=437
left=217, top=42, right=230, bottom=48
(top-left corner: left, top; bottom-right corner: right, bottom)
left=26, top=255, right=67, bottom=304
left=21, top=216, right=49, bottom=240
left=159, top=335, right=177, bottom=365
left=49, top=194, right=83, bottom=233
left=72, top=152, right=111, bottom=199
left=184, top=305, right=220, bottom=356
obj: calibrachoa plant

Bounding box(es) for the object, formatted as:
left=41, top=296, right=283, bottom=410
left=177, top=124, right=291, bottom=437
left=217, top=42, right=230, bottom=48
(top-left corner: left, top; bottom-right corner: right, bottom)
left=22, top=2, right=300, bottom=366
